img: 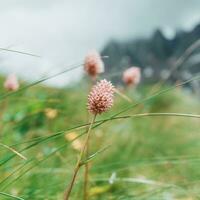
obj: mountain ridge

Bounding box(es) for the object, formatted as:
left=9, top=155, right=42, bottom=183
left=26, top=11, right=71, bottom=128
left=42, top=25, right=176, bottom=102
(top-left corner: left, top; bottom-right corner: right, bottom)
left=101, top=23, right=200, bottom=87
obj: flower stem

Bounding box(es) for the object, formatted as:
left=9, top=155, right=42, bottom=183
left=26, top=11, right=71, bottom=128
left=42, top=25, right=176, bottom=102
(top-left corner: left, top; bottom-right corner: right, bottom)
left=83, top=146, right=89, bottom=200
left=114, top=88, right=132, bottom=103
left=83, top=121, right=90, bottom=199
left=64, top=114, right=96, bottom=200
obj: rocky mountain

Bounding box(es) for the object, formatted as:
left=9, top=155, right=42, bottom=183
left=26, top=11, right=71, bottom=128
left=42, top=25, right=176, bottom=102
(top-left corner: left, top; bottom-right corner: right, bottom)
left=101, top=23, right=200, bottom=89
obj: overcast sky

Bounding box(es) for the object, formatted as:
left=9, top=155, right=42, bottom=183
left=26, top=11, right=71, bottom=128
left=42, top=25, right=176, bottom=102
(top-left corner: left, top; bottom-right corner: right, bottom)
left=0, top=0, right=200, bottom=86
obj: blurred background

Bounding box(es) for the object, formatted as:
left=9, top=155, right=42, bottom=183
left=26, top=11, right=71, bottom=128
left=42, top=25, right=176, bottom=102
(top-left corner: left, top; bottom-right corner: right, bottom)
left=0, top=1, right=200, bottom=200
left=0, top=0, right=200, bottom=87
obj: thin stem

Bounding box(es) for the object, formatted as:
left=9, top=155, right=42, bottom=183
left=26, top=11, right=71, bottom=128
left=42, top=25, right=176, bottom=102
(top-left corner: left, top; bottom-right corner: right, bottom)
left=9, top=111, right=200, bottom=148
left=83, top=79, right=94, bottom=200
left=0, top=142, right=27, bottom=160
left=111, top=113, right=200, bottom=120
left=114, top=88, right=133, bottom=103
left=0, top=47, right=40, bottom=57
left=64, top=114, right=96, bottom=200
left=83, top=114, right=95, bottom=200
left=83, top=143, right=89, bottom=200
left=0, top=192, right=24, bottom=200
left=0, top=56, right=108, bottom=101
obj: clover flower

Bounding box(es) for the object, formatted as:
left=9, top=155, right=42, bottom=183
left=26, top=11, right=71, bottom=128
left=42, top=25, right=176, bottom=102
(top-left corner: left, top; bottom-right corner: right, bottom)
left=87, top=79, right=114, bottom=115
left=122, top=67, right=141, bottom=86
left=84, top=50, right=104, bottom=78
left=4, top=74, right=19, bottom=91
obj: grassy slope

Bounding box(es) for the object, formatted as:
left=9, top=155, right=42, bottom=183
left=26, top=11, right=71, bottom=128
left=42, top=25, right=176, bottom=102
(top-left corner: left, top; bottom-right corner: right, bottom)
left=0, top=78, right=200, bottom=200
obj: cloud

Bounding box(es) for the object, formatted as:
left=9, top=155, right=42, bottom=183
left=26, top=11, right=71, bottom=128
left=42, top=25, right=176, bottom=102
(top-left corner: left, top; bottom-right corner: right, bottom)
left=0, top=0, right=200, bottom=86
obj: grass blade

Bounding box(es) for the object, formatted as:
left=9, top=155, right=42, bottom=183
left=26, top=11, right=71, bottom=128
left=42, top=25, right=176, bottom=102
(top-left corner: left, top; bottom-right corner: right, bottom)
left=0, top=192, right=24, bottom=200
left=0, top=47, right=40, bottom=57
left=0, top=142, right=27, bottom=160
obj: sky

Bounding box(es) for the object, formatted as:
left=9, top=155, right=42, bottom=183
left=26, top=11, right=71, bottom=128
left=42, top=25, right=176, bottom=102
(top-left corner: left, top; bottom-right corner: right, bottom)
left=0, top=0, right=200, bottom=86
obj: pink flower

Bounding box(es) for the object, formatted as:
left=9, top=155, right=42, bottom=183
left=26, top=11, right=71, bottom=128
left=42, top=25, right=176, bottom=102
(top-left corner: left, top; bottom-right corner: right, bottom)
left=87, top=79, right=114, bottom=115
left=122, top=67, right=141, bottom=86
left=4, top=74, right=19, bottom=91
left=84, top=50, right=104, bottom=79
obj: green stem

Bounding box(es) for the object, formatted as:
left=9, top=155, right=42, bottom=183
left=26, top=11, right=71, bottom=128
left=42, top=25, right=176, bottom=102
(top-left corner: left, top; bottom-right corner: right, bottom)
left=83, top=146, right=89, bottom=200
left=64, top=114, right=96, bottom=200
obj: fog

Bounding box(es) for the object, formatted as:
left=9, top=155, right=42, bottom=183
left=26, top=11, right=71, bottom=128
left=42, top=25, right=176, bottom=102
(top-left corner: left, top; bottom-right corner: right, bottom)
left=0, top=0, right=200, bottom=86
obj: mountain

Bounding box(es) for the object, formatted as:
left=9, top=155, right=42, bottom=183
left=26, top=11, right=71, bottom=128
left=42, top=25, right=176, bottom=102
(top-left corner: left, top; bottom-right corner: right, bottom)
left=101, top=23, right=200, bottom=88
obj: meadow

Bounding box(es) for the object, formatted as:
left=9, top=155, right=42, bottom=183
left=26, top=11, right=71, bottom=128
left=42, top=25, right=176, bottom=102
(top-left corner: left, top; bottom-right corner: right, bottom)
left=0, top=66, right=200, bottom=200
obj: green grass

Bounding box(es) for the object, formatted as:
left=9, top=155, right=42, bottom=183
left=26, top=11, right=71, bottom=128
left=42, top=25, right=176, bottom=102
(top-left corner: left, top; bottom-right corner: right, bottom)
left=0, top=78, right=200, bottom=200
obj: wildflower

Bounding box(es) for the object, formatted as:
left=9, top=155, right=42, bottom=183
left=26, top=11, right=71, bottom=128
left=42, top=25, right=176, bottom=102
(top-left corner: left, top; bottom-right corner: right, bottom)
left=84, top=50, right=104, bottom=78
left=122, top=67, right=141, bottom=86
left=64, top=79, right=114, bottom=200
left=45, top=108, right=58, bottom=119
left=87, top=79, right=114, bottom=115
left=4, top=74, right=19, bottom=91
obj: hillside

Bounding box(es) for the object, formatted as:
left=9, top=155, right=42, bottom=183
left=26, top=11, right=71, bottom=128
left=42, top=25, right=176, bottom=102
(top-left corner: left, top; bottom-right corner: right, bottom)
left=0, top=77, right=200, bottom=199
left=101, top=23, right=200, bottom=88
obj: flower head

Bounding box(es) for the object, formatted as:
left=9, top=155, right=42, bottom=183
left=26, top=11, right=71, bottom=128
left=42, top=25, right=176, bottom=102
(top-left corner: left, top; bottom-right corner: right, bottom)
left=87, top=79, right=114, bottom=115
left=84, top=50, right=104, bottom=79
left=4, top=74, right=19, bottom=91
left=122, top=67, right=141, bottom=86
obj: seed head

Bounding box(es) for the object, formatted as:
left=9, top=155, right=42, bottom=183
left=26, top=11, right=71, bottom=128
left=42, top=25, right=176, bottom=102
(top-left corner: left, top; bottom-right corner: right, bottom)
left=87, top=79, right=114, bottom=115
left=4, top=74, right=19, bottom=91
left=122, top=67, right=141, bottom=86
left=84, top=50, right=104, bottom=78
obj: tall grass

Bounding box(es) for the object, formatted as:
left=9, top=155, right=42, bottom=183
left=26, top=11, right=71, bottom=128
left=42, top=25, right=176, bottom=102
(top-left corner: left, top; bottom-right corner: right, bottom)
left=0, top=47, right=200, bottom=200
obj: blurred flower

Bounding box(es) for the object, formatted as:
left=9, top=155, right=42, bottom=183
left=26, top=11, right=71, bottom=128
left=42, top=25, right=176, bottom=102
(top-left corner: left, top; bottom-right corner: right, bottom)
left=87, top=79, right=114, bottom=115
left=84, top=50, right=104, bottom=79
left=122, top=67, right=141, bottom=87
left=45, top=108, right=58, bottom=119
left=65, top=132, right=82, bottom=151
left=4, top=74, right=19, bottom=91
